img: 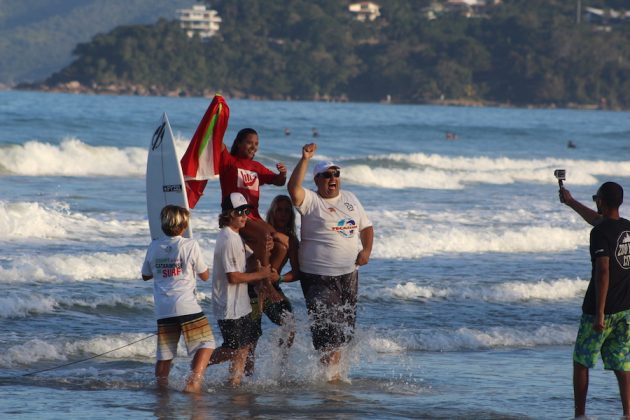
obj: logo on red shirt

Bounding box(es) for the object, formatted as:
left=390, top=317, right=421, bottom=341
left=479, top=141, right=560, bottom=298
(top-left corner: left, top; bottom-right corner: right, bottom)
left=238, top=168, right=259, bottom=190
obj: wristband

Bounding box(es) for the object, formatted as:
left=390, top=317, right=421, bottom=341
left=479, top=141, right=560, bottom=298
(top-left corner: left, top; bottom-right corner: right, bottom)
left=278, top=274, right=284, bottom=284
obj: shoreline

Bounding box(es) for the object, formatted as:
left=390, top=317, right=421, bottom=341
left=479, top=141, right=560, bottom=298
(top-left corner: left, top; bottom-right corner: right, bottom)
left=9, top=81, right=616, bottom=112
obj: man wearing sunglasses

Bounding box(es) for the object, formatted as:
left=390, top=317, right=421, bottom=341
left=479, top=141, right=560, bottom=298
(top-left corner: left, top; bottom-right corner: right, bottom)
left=561, top=182, right=630, bottom=418
left=288, top=143, right=373, bottom=382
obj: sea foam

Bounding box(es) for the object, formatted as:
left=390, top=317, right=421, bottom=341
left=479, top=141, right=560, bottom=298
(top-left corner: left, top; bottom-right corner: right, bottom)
left=3, top=139, right=629, bottom=192
left=0, top=333, right=156, bottom=367
left=0, top=201, right=145, bottom=241
left=384, top=278, right=588, bottom=303
left=342, top=153, right=630, bottom=189
left=370, top=324, right=576, bottom=352
left=372, top=222, right=589, bottom=258
left=2, top=138, right=147, bottom=177
left=0, top=292, right=153, bottom=319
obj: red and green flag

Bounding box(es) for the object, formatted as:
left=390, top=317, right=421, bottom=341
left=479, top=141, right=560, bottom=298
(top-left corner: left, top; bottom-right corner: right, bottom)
left=181, top=94, right=229, bottom=208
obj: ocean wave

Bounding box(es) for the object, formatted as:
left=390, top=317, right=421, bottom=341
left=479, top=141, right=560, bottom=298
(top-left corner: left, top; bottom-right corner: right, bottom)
left=1, top=138, right=147, bottom=177
left=3, top=138, right=628, bottom=191
left=0, top=200, right=590, bottom=264
left=372, top=224, right=588, bottom=258
left=0, top=292, right=154, bottom=318
left=0, top=136, right=219, bottom=179
left=0, top=248, right=218, bottom=287
left=0, top=201, right=146, bottom=240
left=0, top=250, right=147, bottom=283
left=370, top=324, right=576, bottom=352
left=0, top=294, right=57, bottom=318
left=0, top=200, right=222, bottom=244
left=381, top=278, right=588, bottom=303
left=341, top=153, right=630, bottom=189
left=0, top=333, right=156, bottom=367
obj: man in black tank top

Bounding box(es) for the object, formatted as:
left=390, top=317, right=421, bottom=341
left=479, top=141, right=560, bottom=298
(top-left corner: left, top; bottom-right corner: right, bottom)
left=562, top=182, right=630, bottom=418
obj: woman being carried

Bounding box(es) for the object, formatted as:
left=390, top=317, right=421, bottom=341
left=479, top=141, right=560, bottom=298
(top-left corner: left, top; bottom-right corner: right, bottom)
left=218, top=128, right=289, bottom=285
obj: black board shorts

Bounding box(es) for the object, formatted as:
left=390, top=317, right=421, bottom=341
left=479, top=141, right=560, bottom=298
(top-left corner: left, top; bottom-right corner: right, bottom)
left=250, top=286, right=294, bottom=327
left=217, top=313, right=260, bottom=350
left=300, top=270, right=358, bottom=351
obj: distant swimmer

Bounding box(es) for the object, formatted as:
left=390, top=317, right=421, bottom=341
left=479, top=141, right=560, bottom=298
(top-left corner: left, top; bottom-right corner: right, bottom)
left=284, top=128, right=291, bottom=136
left=312, top=128, right=319, bottom=138
left=567, top=140, right=576, bottom=149
left=445, top=131, right=458, bottom=140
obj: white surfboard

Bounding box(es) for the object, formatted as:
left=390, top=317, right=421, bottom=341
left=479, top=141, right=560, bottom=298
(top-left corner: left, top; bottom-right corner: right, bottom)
left=146, top=113, right=192, bottom=240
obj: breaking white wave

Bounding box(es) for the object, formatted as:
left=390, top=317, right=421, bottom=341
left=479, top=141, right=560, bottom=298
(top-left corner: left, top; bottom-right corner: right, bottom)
left=0, top=201, right=144, bottom=240
left=0, top=333, right=157, bottom=367
left=2, top=138, right=147, bottom=177
left=3, top=138, right=627, bottom=192
left=0, top=292, right=154, bottom=318
left=0, top=200, right=592, bottom=268
left=372, top=223, right=589, bottom=258
left=0, top=200, right=221, bottom=244
left=0, top=250, right=147, bottom=283
left=342, top=153, right=630, bottom=189
left=371, top=324, right=576, bottom=352
left=0, top=294, right=57, bottom=318
left=383, top=278, right=588, bottom=303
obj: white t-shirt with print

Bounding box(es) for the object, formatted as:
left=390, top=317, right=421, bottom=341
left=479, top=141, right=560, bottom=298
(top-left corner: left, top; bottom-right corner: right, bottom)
left=296, top=189, right=372, bottom=276
left=141, top=236, right=208, bottom=319
left=212, top=227, right=254, bottom=320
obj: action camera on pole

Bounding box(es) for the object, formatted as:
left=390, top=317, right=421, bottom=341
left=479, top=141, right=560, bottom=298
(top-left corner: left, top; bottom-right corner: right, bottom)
left=554, top=169, right=566, bottom=203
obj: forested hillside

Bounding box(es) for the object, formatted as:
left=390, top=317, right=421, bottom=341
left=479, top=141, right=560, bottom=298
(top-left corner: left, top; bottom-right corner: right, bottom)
left=0, top=0, right=192, bottom=83
left=34, top=0, right=630, bottom=108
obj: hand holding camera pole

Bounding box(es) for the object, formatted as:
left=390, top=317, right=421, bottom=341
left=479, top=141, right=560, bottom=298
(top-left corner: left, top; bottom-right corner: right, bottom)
left=554, top=169, right=566, bottom=203
left=555, top=169, right=601, bottom=226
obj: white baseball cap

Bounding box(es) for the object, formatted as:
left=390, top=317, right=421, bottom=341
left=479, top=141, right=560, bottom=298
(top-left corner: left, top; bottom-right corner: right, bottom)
left=221, top=192, right=253, bottom=212
left=312, top=160, right=340, bottom=177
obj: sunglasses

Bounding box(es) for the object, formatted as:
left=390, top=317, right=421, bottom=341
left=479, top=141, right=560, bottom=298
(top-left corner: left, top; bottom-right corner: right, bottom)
left=233, top=208, right=251, bottom=216
left=317, top=170, right=341, bottom=179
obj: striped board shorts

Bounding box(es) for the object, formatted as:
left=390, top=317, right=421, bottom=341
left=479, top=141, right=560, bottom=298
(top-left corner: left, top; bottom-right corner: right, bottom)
left=156, top=312, right=216, bottom=360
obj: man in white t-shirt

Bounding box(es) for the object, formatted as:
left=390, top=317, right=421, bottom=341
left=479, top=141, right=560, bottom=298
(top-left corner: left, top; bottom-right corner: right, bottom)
left=287, top=143, right=374, bottom=381
left=207, top=192, right=275, bottom=386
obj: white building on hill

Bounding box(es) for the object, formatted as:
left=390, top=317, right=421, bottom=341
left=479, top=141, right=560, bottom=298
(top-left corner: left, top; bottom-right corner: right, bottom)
left=176, top=5, right=222, bottom=40
left=348, top=2, right=381, bottom=22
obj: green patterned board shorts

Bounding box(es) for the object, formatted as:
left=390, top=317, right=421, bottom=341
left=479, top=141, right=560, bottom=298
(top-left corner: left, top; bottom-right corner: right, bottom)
left=573, top=309, right=630, bottom=371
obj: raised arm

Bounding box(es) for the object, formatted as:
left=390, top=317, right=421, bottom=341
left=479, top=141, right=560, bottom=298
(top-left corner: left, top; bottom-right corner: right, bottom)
left=560, top=187, right=602, bottom=226
left=288, top=143, right=317, bottom=206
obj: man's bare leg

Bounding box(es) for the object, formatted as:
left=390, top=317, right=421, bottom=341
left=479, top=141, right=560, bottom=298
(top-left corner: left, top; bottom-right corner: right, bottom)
left=614, top=370, right=630, bottom=417
left=244, top=341, right=258, bottom=376
left=183, top=347, right=213, bottom=393
left=155, top=359, right=172, bottom=390
left=573, top=361, right=589, bottom=418
left=228, top=345, right=252, bottom=387
left=321, top=349, right=342, bottom=382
